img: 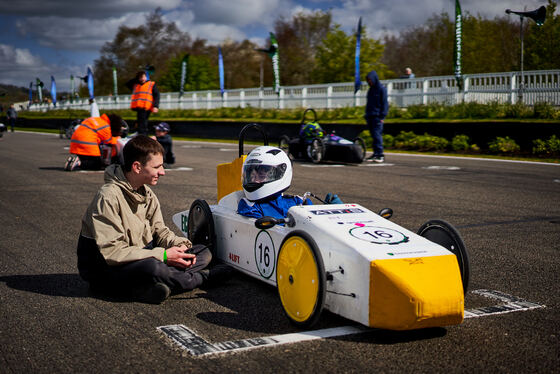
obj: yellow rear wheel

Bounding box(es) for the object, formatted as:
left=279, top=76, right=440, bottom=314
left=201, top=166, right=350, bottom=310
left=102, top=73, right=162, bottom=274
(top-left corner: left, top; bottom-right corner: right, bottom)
left=277, top=231, right=325, bottom=327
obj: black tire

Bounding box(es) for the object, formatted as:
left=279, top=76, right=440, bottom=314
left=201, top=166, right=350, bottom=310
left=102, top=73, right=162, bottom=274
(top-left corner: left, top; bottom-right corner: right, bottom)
left=417, top=219, right=470, bottom=294
left=277, top=230, right=326, bottom=328
left=187, top=199, right=216, bottom=256
left=353, top=137, right=367, bottom=162
left=307, top=137, right=324, bottom=164
left=279, top=135, right=291, bottom=156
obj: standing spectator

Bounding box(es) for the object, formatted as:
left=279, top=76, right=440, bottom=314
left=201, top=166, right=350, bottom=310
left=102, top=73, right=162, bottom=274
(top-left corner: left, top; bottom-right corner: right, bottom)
left=6, top=104, right=17, bottom=132
left=364, top=71, right=388, bottom=163
left=127, top=71, right=159, bottom=136
left=152, top=122, right=175, bottom=166
left=401, top=67, right=415, bottom=79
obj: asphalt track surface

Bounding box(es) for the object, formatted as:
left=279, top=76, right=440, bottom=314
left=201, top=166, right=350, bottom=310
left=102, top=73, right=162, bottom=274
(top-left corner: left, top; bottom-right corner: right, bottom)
left=1, top=131, right=558, bottom=373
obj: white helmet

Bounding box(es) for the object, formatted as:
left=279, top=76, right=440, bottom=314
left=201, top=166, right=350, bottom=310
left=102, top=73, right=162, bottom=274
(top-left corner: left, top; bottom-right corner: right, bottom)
left=242, top=146, right=292, bottom=201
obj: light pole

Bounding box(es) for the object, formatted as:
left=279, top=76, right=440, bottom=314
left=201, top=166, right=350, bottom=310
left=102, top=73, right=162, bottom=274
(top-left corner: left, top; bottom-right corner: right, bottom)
left=505, top=5, right=546, bottom=103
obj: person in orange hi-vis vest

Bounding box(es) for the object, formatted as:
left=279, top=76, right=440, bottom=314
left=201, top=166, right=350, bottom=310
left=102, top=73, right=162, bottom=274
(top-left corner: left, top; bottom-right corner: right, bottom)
left=65, top=113, right=126, bottom=171
left=127, top=71, right=160, bottom=136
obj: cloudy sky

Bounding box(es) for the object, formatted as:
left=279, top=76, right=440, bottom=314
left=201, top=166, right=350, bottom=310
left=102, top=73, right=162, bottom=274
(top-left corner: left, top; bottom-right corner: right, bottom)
left=0, top=0, right=546, bottom=91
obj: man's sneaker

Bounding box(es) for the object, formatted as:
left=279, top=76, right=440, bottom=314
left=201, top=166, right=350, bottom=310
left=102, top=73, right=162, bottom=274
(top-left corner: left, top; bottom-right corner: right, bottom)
left=132, top=282, right=171, bottom=304
left=373, top=156, right=385, bottom=163
left=366, top=154, right=376, bottom=161
left=200, top=264, right=235, bottom=287
left=64, top=155, right=80, bottom=171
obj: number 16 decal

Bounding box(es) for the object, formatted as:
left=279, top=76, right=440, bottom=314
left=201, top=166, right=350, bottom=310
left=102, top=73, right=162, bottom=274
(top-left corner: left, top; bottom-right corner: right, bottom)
left=254, top=230, right=276, bottom=278
left=350, top=226, right=409, bottom=245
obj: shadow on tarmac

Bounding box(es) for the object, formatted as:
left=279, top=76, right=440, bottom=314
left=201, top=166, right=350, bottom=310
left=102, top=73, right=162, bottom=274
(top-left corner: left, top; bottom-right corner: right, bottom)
left=0, top=273, right=88, bottom=298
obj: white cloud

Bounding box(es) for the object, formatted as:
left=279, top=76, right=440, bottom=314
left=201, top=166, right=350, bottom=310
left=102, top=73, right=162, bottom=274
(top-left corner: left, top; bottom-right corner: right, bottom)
left=0, top=0, right=181, bottom=19
left=187, top=0, right=281, bottom=26
left=16, top=14, right=143, bottom=51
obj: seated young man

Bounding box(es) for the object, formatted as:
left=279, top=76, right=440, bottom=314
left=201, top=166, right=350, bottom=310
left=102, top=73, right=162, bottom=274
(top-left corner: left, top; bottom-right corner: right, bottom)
left=77, top=135, right=230, bottom=304
left=237, top=146, right=342, bottom=220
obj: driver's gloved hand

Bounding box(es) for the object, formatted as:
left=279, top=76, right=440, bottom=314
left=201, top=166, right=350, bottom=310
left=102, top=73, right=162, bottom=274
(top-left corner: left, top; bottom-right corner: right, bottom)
left=325, top=193, right=343, bottom=204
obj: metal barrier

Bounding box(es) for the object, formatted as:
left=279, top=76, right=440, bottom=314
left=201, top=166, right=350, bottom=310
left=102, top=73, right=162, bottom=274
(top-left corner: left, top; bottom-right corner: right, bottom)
left=22, top=70, right=560, bottom=112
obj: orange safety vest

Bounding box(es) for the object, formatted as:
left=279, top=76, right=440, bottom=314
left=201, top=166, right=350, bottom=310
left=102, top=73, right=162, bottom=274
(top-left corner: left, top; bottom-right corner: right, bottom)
left=69, top=114, right=115, bottom=157
left=130, top=81, right=155, bottom=111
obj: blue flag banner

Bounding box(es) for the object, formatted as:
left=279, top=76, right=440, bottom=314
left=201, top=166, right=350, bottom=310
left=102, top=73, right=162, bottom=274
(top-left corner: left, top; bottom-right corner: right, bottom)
left=87, top=67, right=94, bottom=100
left=218, top=47, right=225, bottom=97
left=50, top=76, right=57, bottom=106
left=29, top=82, right=33, bottom=104
left=354, top=17, right=362, bottom=94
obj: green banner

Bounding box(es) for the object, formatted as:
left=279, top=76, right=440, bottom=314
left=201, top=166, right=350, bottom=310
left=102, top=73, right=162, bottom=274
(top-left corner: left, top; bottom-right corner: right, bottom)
left=112, top=66, right=118, bottom=98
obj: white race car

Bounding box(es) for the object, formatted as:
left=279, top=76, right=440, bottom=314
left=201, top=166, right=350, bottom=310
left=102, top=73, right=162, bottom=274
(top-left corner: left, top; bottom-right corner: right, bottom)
left=173, top=125, right=469, bottom=330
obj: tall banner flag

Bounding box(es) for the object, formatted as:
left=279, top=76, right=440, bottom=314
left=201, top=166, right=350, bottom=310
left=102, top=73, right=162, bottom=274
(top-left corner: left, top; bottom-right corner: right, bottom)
left=179, top=54, right=189, bottom=97
left=70, top=75, right=75, bottom=102
left=354, top=17, right=362, bottom=94
left=112, top=66, right=118, bottom=98
left=29, top=82, right=33, bottom=105
left=454, top=0, right=463, bottom=90
left=50, top=76, right=57, bottom=106
left=87, top=67, right=94, bottom=100
left=257, top=32, right=280, bottom=94
left=36, top=78, right=44, bottom=103
left=218, top=47, right=225, bottom=97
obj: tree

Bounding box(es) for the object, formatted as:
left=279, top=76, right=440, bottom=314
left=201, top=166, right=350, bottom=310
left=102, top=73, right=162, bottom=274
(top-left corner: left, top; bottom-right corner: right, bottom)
left=382, top=12, right=520, bottom=77
left=93, top=9, right=192, bottom=95
left=274, top=11, right=332, bottom=85
left=312, top=24, right=387, bottom=83
left=525, top=0, right=560, bottom=70
left=159, top=54, right=219, bottom=92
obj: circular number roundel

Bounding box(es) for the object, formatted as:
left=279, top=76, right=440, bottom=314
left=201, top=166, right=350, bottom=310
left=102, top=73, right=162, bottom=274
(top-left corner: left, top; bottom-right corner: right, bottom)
left=254, top=230, right=276, bottom=278
left=349, top=226, right=409, bottom=245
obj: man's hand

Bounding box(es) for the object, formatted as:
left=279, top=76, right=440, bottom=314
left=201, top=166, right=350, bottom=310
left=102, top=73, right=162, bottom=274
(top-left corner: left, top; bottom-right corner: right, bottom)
left=152, top=107, right=159, bottom=113
left=165, top=245, right=196, bottom=269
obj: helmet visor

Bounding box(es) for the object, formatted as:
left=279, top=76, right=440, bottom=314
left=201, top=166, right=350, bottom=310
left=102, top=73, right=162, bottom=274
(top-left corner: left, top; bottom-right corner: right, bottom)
left=243, top=163, right=287, bottom=191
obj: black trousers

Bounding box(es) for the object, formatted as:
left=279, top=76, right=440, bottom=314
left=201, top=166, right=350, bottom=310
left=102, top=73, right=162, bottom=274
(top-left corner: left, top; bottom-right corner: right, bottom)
left=77, top=235, right=211, bottom=293
left=135, top=109, right=151, bottom=136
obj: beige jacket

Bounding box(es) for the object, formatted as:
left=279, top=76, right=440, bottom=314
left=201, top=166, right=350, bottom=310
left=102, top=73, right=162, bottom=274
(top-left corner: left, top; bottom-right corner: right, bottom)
left=81, top=164, right=191, bottom=265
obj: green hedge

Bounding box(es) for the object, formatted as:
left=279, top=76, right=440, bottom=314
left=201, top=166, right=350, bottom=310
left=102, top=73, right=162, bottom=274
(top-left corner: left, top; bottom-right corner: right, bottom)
left=19, top=101, right=560, bottom=122
left=359, top=130, right=558, bottom=158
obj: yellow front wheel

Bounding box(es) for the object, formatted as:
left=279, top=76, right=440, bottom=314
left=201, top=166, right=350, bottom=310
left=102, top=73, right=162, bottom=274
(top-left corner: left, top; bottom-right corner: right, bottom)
left=277, top=231, right=326, bottom=328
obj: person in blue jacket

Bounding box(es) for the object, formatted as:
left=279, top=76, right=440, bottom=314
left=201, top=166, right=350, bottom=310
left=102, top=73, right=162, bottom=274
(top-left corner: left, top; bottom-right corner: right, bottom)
left=237, top=146, right=342, bottom=220
left=364, top=70, right=389, bottom=163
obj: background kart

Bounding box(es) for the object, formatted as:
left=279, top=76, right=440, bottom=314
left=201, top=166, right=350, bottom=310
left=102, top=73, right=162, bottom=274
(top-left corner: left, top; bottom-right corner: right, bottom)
left=173, top=124, right=470, bottom=330
left=279, top=108, right=366, bottom=164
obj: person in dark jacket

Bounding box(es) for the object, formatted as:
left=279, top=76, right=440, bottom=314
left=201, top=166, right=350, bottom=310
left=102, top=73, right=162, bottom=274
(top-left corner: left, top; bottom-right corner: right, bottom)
left=6, top=104, right=17, bottom=132
left=364, top=71, right=389, bottom=163
left=152, top=122, right=175, bottom=166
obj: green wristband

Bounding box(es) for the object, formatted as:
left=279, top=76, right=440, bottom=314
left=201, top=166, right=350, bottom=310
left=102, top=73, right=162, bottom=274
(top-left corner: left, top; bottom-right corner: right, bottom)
left=163, top=249, right=167, bottom=263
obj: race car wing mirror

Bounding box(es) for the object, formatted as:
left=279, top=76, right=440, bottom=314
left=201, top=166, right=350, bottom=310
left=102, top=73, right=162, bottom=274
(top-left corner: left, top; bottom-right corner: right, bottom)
left=255, top=215, right=295, bottom=229
left=378, top=208, right=393, bottom=220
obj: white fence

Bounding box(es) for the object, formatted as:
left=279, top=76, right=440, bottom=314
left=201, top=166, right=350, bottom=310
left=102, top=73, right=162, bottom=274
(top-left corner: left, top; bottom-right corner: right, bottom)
left=23, top=70, right=560, bottom=112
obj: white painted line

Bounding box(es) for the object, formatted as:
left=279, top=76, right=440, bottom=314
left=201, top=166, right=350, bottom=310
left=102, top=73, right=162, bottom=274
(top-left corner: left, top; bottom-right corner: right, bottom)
left=158, top=289, right=544, bottom=356
left=180, top=145, right=202, bottom=149
left=158, top=324, right=368, bottom=357
left=77, top=167, right=193, bottom=173
left=388, top=152, right=559, bottom=166
left=164, top=167, right=193, bottom=171
left=464, top=289, right=545, bottom=318
left=361, top=163, right=395, bottom=167
left=219, top=148, right=237, bottom=152
left=422, top=166, right=461, bottom=170
left=300, top=164, right=345, bottom=168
